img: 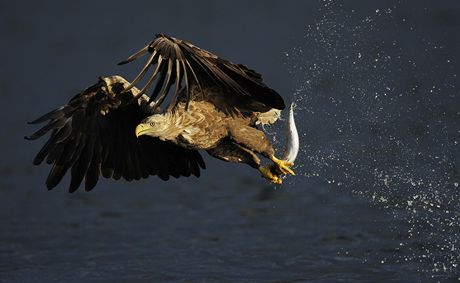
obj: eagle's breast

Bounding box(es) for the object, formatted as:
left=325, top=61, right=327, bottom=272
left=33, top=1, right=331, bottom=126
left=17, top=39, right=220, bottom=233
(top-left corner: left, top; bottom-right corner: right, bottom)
left=171, top=101, right=229, bottom=150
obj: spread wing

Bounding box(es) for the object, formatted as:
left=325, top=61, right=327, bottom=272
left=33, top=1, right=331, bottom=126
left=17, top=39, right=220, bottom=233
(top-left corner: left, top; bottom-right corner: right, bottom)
left=118, top=34, right=285, bottom=114
left=26, top=76, right=205, bottom=192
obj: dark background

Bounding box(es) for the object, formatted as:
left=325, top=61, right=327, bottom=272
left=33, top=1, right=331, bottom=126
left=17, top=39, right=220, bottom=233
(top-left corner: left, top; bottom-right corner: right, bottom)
left=1, top=1, right=460, bottom=282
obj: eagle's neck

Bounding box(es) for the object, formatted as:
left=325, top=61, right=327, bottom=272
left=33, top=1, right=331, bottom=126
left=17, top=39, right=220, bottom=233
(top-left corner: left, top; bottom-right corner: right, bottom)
left=144, top=101, right=222, bottom=146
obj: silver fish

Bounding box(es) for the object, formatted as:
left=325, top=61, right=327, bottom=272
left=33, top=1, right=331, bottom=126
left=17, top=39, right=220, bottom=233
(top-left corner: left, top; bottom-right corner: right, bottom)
left=281, top=102, right=299, bottom=163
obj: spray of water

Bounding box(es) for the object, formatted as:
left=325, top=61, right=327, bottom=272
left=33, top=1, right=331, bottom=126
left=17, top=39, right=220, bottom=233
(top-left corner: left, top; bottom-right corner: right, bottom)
left=284, top=0, right=459, bottom=276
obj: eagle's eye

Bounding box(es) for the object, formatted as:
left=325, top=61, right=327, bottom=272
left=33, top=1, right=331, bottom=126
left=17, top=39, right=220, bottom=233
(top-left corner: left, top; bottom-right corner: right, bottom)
left=149, top=122, right=155, bottom=126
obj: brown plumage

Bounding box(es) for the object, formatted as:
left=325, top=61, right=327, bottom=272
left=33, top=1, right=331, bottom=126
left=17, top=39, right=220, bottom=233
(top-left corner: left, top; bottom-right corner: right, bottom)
left=27, top=34, right=295, bottom=192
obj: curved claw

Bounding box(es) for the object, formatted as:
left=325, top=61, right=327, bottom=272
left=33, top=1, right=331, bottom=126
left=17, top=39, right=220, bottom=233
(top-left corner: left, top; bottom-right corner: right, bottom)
left=271, top=156, right=295, bottom=176
left=259, top=166, right=282, bottom=185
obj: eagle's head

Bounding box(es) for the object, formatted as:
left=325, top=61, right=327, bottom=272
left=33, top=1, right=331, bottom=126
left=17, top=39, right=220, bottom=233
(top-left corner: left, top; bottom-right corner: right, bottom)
left=135, top=115, right=173, bottom=139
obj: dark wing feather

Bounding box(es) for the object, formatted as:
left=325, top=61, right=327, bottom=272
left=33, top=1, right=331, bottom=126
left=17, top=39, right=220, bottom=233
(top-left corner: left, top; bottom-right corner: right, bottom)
left=26, top=76, right=205, bottom=192
left=119, top=34, right=285, bottom=114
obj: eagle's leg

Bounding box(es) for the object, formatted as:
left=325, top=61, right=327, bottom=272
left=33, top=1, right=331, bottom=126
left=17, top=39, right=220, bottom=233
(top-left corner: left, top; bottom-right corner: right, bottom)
left=268, top=156, right=295, bottom=176
left=207, top=140, right=282, bottom=184
left=227, top=124, right=295, bottom=178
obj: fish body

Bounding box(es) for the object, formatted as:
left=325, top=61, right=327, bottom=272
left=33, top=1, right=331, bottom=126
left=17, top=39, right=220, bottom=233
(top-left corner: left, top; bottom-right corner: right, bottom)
left=281, top=102, right=299, bottom=163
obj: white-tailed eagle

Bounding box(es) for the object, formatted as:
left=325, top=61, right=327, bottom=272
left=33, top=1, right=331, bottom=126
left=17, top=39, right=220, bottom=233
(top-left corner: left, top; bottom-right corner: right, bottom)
left=26, top=34, right=298, bottom=192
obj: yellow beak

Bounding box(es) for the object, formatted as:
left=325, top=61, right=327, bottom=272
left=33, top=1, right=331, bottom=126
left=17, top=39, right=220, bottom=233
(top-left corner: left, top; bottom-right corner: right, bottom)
left=135, top=123, right=148, bottom=138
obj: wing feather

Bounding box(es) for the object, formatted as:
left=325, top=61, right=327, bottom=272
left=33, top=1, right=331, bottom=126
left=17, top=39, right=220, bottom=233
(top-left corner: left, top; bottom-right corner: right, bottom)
left=125, top=50, right=158, bottom=93
left=119, top=34, right=285, bottom=114
left=27, top=76, right=205, bottom=192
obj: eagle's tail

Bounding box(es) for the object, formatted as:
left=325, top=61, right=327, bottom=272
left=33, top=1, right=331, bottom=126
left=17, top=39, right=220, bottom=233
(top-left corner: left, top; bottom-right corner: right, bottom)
left=254, top=108, right=281, bottom=125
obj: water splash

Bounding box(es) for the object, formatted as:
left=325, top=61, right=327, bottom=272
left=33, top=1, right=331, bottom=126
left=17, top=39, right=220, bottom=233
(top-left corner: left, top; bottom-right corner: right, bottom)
left=285, top=0, right=460, bottom=276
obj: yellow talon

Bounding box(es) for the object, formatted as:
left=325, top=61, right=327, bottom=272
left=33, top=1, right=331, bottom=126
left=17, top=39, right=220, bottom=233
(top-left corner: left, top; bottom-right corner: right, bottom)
left=270, top=156, right=295, bottom=176
left=259, top=166, right=282, bottom=185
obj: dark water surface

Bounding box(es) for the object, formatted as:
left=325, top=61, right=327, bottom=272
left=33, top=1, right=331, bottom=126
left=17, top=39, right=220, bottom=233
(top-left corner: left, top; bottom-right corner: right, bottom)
left=1, top=1, right=460, bottom=282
